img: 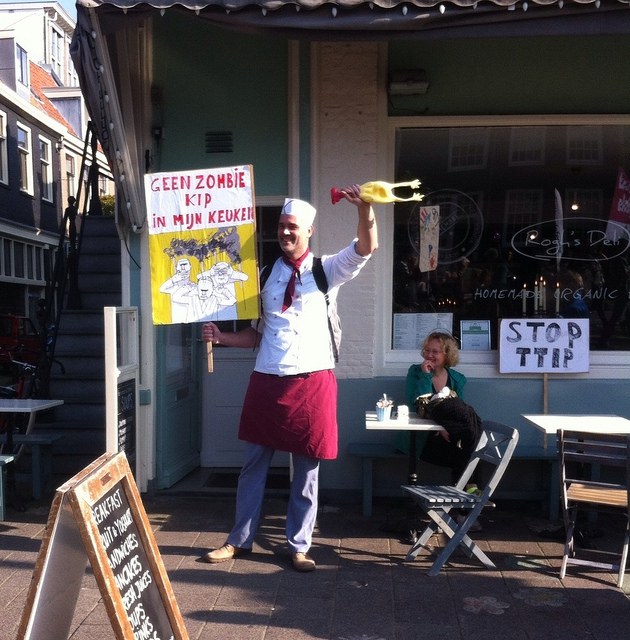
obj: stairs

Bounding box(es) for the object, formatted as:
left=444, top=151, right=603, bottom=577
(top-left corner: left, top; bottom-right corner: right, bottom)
left=46, top=215, right=121, bottom=480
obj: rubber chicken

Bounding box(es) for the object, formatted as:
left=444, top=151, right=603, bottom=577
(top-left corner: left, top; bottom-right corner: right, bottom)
left=331, top=179, right=423, bottom=205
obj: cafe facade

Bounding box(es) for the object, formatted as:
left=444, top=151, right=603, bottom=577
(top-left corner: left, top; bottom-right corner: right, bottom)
left=72, top=0, right=630, bottom=499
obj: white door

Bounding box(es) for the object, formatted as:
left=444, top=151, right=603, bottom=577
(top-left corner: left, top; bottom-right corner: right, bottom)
left=201, top=348, right=289, bottom=467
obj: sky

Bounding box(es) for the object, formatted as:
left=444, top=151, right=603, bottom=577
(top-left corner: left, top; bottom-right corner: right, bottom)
left=58, top=0, right=77, bottom=20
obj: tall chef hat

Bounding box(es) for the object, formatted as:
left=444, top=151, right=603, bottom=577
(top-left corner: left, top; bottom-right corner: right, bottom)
left=280, top=198, right=317, bottom=227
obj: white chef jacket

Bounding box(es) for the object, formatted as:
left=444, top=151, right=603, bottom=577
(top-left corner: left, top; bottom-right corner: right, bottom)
left=253, top=241, right=370, bottom=375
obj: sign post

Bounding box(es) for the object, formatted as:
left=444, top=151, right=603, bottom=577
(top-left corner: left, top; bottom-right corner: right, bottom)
left=18, top=451, right=187, bottom=640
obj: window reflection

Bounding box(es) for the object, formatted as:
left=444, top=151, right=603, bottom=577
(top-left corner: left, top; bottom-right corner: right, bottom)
left=393, top=124, right=630, bottom=351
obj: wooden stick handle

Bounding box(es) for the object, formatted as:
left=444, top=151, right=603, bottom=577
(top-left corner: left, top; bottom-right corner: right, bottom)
left=207, top=341, right=214, bottom=373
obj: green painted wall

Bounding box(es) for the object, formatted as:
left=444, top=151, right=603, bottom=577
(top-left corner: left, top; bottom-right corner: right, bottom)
left=152, top=14, right=289, bottom=194
left=389, top=35, right=630, bottom=116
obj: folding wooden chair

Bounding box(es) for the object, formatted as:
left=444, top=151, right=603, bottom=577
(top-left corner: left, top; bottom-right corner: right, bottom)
left=401, top=421, right=519, bottom=576
left=558, top=429, right=630, bottom=588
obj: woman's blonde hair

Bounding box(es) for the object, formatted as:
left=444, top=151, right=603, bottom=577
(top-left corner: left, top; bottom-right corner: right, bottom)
left=422, top=331, right=460, bottom=368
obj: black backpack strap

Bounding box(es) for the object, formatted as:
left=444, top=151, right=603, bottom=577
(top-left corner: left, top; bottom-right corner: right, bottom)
left=259, top=263, right=271, bottom=291
left=312, top=257, right=338, bottom=363
left=312, top=257, right=328, bottom=295
left=256, top=256, right=338, bottom=363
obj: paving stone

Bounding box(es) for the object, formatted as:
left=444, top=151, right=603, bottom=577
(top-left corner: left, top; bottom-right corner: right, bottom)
left=3, top=494, right=630, bottom=639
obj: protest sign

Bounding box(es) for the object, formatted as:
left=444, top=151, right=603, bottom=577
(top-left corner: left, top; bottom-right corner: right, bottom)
left=499, top=318, right=589, bottom=373
left=145, top=165, right=258, bottom=324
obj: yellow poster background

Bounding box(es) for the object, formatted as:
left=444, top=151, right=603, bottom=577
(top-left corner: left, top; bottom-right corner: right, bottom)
left=145, top=165, right=260, bottom=325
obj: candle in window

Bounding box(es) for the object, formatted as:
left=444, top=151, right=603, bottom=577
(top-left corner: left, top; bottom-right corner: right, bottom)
left=542, top=280, right=547, bottom=312
left=534, top=279, right=538, bottom=313
left=522, top=283, right=527, bottom=315
left=555, top=281, right=560, bottom=316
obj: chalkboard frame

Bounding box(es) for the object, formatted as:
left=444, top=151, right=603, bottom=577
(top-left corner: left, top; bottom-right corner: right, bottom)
left=18, top=452, right=188, bottom=640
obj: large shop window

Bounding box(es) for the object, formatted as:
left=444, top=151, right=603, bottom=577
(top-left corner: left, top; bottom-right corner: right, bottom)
left=392, top=122, right=630, bottom=353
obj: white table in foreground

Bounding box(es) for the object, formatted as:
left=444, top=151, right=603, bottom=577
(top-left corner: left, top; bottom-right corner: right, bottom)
left=365, top=411, right=444, bottom=485
left=365, top=411, right=444, bottom=431
left=523, top=414, right=630, bottom=523
left=523, top=414, right=630, bottom=435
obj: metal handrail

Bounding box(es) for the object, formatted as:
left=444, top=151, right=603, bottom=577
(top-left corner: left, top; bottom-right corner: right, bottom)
left=36, top=122, right=103, bottom=397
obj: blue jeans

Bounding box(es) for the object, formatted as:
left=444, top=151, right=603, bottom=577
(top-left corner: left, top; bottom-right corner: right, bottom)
left=226, top=443, right=319, bottom=553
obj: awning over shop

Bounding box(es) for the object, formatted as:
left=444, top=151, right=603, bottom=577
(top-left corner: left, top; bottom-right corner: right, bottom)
left=78, top=0, right=630, bottom=40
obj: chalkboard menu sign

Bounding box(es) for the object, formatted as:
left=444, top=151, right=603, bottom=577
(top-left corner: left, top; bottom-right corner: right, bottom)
left=18, top=452, right=188, bottom=640
left=95, top=483, right=173, bottom=637
left=117, top=378, right=136, bottom=467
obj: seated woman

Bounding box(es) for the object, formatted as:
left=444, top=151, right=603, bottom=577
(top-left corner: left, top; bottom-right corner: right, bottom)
left=404, top=331, right=474, bottom=483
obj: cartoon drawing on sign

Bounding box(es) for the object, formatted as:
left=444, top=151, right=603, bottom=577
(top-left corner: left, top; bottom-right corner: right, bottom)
left=175, top=261, right=250, bottom=322
left=147, top=165, right=257, bottom=326
left=173, top=273, right=218, bottom=321
left=202, top=261, right=249, bottom=320
left=159, top=226, right=250, bottom=323
left=159, top=256, right=196, bottom=323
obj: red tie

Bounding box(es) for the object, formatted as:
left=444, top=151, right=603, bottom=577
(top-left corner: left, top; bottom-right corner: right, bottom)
left=282, top=249, right=310, bottom=313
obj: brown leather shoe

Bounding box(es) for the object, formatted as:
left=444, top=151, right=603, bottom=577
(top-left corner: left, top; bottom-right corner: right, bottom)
left=202, top=543, right=249, bottom=564
left=291, top=552, right=316, bottom=572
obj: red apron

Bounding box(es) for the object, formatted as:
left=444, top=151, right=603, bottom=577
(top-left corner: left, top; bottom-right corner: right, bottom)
left=238, top=370, right=338, bottom=459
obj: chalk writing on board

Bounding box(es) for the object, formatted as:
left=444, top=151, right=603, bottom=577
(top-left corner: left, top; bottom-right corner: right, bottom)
left=92, top=485, right=175, bottom=640
left=117, top=378, right=136, bottom=466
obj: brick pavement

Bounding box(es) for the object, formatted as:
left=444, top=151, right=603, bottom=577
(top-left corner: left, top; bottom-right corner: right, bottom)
left=2, top=493, right=630, bottom=639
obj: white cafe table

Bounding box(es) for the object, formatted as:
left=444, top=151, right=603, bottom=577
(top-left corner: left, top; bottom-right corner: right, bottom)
left=523, top=414, right=630, bottom=436
left=0, top=398, right=64, bottom=454
left=523, top=414, right=630, bottom=522
left=365, top=411, right=444, bottom=484
left=0, top=399, right=64, bottom=505
left=0, top=398, right=64, bottom=432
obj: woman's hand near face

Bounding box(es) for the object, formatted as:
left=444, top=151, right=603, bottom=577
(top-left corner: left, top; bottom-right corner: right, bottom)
left=421, top=359, right=433, bottom=374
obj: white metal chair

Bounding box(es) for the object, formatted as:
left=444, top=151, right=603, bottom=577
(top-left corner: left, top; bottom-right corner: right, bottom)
left=401, top=420, right=519, bottom=576
left=558, top=429, right=630, bottom=587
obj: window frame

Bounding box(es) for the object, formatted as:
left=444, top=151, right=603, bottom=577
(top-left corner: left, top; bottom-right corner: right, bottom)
left=0, top=110, right=7, bottom=185
left=49, top=25, right=64, bottom=80
left=16, top=122, right=33, bottom=195
left=65, top=152, right=76, bottom=199
left=0, top=237, right=47, bottom=286
left=509, top=126, right=546, bottom=167
left=15, top=44, right=28, bottom=87
left=566, top=125, right=602, bottom=166
left=382, top=114, right=630, bottom=380
left=39, top=136, right=53, bottom=202
left=66, top=44, right=79, bottom=87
